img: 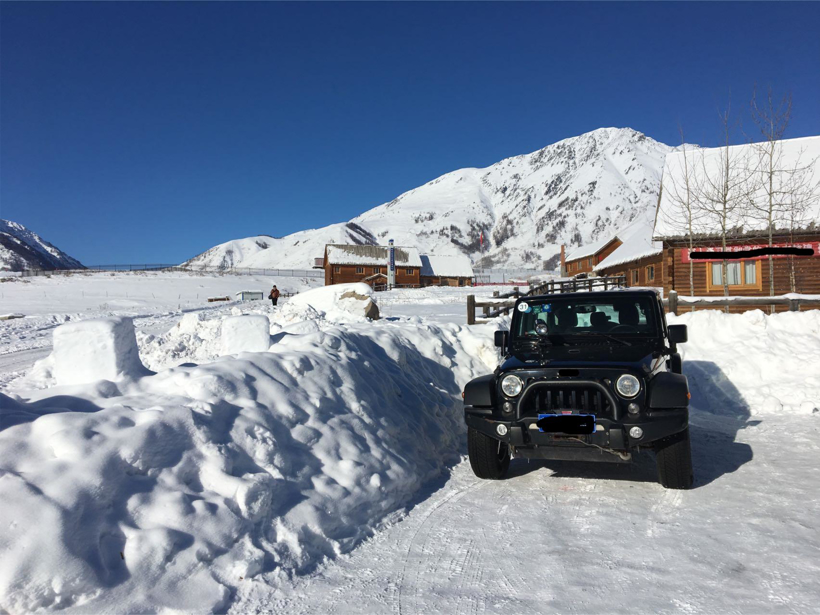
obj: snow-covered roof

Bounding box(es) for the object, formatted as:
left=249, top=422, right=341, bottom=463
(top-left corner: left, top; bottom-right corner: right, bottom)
left=325, top=244, right=422, bottom=268
left=565, top=235, right=620, bottom=262
left=594, top=219, right=662, bottom=270
left=419, top=254, right=474, bottom=278
left=655, top=135, right=820, bottom=240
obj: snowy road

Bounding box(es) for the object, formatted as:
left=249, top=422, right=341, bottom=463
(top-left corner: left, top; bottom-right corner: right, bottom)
left=234, top=410, right=820, bottom=614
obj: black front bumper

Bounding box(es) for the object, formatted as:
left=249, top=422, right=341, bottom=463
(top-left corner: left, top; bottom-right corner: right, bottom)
left=465, top=408, right=688, bottom=458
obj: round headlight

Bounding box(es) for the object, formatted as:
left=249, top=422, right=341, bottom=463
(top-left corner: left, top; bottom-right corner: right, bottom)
left=616, top=374, right=641, bottom=398
left=500, top=374, right=523, bottom=397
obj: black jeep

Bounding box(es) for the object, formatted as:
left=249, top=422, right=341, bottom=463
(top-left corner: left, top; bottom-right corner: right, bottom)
left=463, top=290, right=693, bottom=489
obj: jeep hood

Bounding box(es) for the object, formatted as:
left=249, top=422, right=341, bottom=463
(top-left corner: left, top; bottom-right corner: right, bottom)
left=501, top=342, right=658, bottom=372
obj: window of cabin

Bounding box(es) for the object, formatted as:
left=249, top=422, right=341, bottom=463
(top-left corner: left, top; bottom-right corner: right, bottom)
left=373, top=267, right=381, bottom=274
left=588, top=257, right=593, bottom=268
left=646, top=265, right=655, bottom=281
left=356, top=266, right=364, bottom=274
left=333, top=266, right=340, bottom=273
left=744, top=261, right=757, bottom=285
left=406, top=268, right=413, bottom=275
left=707, top=260, right=761, bottom=291
left=631, top=269, right=639, bottom=285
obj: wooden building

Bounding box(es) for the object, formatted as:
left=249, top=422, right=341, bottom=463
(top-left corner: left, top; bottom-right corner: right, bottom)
left=562, top=236, right=622, bottom=277
left=594, top=219, right=664, bottom=288
left=323, top=244, right=422, bottom=288
left=654, top=135, right=820, bottom=312
left=419, top=254, right=474, bottom=287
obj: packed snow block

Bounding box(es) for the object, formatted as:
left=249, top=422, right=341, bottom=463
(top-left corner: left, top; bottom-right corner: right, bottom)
left=221, top=315, right=271, bottom=355
left=52, top=317, right=148, bottom=386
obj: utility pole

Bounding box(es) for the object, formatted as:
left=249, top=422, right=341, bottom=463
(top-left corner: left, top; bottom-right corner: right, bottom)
left=387, top=239, right=396, bottom=290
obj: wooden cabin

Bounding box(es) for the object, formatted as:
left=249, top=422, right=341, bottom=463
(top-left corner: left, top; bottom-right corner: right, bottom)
left=654, top=135, right=820, bottom=312
left=323, top=244, right=422, bottom=288
left=419, top=254, right=474, bottom=287
left=562, top=236, right=622, bottom=277
left=594, top=220, right=664, bottom=288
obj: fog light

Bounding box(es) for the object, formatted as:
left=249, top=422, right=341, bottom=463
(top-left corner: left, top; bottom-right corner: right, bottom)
left=503, top=401, right=514, bottom=413
left=627, top=403, right=640, bottom=415
left=629, top=426, right=644, bottom=439
left=496, top=424, right=508, bottom=436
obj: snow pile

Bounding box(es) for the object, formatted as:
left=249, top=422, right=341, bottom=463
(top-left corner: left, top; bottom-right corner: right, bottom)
left=289, top=283, right=380, bottom=321
left=221, top=315, right=271, bottom=355
left=0, top=311, right=498, bottom=613
left=671, top=309, right=820, bottom=416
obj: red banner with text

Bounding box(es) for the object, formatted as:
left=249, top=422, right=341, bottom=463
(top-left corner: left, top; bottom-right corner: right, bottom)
left=680, top=242, right=819, bottom=263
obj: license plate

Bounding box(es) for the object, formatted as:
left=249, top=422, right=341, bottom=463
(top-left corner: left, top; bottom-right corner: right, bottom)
left=536, top=413, right=596, bottom=434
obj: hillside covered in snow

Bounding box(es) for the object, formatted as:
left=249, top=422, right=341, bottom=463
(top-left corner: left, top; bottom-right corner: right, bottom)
left=184, top=128, right=672, bottom=271
left=0, top=220, right=84, bottom=272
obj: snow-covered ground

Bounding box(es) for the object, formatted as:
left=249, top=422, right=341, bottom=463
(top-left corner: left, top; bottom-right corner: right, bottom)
left=1, top=276, right=819, bottom=614
left=0, top=271, right=323, bottom=388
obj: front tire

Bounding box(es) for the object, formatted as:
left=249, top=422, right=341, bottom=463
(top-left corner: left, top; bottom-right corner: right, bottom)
left=468, top=427, right=510, bottom=479
left=654, top=427, right=694, bottom=489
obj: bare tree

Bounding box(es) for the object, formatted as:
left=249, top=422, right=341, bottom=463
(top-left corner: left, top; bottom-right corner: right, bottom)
left=657, top=126, right=698, bottom=299
left=693, top=102, right=750, bottom=308
left=781, top=148, right=820, bottom=292
left=747, top=86, right=792, bottom=307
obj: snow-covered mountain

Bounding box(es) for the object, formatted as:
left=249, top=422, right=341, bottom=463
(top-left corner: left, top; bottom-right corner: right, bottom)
left=0, top=219, right=84, bottom=272
left=184, top=128, right=673, bottom=271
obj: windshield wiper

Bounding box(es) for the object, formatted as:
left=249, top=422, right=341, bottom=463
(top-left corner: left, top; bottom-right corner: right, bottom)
left=569, top=332, right=632, bottom=346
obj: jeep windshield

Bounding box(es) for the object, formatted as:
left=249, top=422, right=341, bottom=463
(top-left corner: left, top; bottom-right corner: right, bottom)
left=512, top=295, right=660, bottom=340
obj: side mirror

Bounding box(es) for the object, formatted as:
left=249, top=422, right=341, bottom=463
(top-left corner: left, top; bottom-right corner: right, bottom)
left=494, top=330, right=509, bottom=350
left=668, top=324, right=688, bottom=345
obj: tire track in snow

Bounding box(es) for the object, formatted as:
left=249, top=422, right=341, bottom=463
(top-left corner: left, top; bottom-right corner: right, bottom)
left=394, top=477, right=486, bottom=615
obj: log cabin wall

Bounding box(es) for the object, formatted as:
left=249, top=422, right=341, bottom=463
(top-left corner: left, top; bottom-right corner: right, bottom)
left=596, top=252, right=664, bottom=288
left=325, top=263, right=420, bottom=287
left=662, top=233, right=820, bottom=313
left=564, top=238, right=623, bottom=276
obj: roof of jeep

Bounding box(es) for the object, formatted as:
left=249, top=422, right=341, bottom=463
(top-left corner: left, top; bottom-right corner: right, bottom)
left=517, top=289, right=660, bottom=303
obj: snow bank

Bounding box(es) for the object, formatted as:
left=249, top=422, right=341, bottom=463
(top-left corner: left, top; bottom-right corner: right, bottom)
left=52, top=316, right=149, bottom=386
left=220, top=315, right=271, bottom=355
left=289, top=283, right=379, bottom=320
left=0, top=312, right=498, bottom=613
left=670, top=309, right=820, bottom=416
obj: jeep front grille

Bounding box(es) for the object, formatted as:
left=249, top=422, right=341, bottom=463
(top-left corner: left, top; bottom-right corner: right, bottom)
left=518, top=381, right=615, bottom=419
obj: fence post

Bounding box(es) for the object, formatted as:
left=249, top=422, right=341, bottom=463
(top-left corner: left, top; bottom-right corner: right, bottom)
left=467, top=295, right=476, bottom=325
left=493, top=291, right=499, bottom=298
left=668, top=290, right=678, bottom=315
left=513, top=286, right=519, bottom=297
left=483, top=304, right=490, bottom=318
left=789, top=298, right=800, bottom=312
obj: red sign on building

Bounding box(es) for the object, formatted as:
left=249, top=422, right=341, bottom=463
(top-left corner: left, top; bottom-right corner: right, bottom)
left=680, top=242, right=819, bottom=263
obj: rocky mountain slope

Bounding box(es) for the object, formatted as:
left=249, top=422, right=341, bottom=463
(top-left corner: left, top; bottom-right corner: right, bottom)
left=184, top=128, right=672, bottom=271
left=0, top=220, right=84, bottom=272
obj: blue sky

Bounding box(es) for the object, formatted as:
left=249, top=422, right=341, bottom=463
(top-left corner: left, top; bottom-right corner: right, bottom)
left=2, top=2, right=819, bottom=265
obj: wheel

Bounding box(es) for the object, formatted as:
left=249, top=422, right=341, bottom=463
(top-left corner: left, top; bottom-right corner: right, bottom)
left=467, top=427, right=510, bottom=479
left=654, top=427, right=694, bottom=489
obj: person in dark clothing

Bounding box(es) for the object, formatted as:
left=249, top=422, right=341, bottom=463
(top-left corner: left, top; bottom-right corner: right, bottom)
left=269, top=285, right=280, bottom=307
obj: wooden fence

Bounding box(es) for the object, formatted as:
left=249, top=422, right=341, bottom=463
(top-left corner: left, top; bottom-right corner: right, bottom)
left=664, top=290, right=820, bottom=314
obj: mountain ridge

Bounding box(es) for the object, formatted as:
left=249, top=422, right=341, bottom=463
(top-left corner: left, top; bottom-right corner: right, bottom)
left=184, top=127, right=673, bottom=271
left=0, top=220, right=85, bottom=272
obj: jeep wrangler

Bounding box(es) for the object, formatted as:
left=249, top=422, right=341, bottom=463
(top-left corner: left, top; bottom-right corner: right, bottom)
left=463, top=290, right=693, bottom=489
